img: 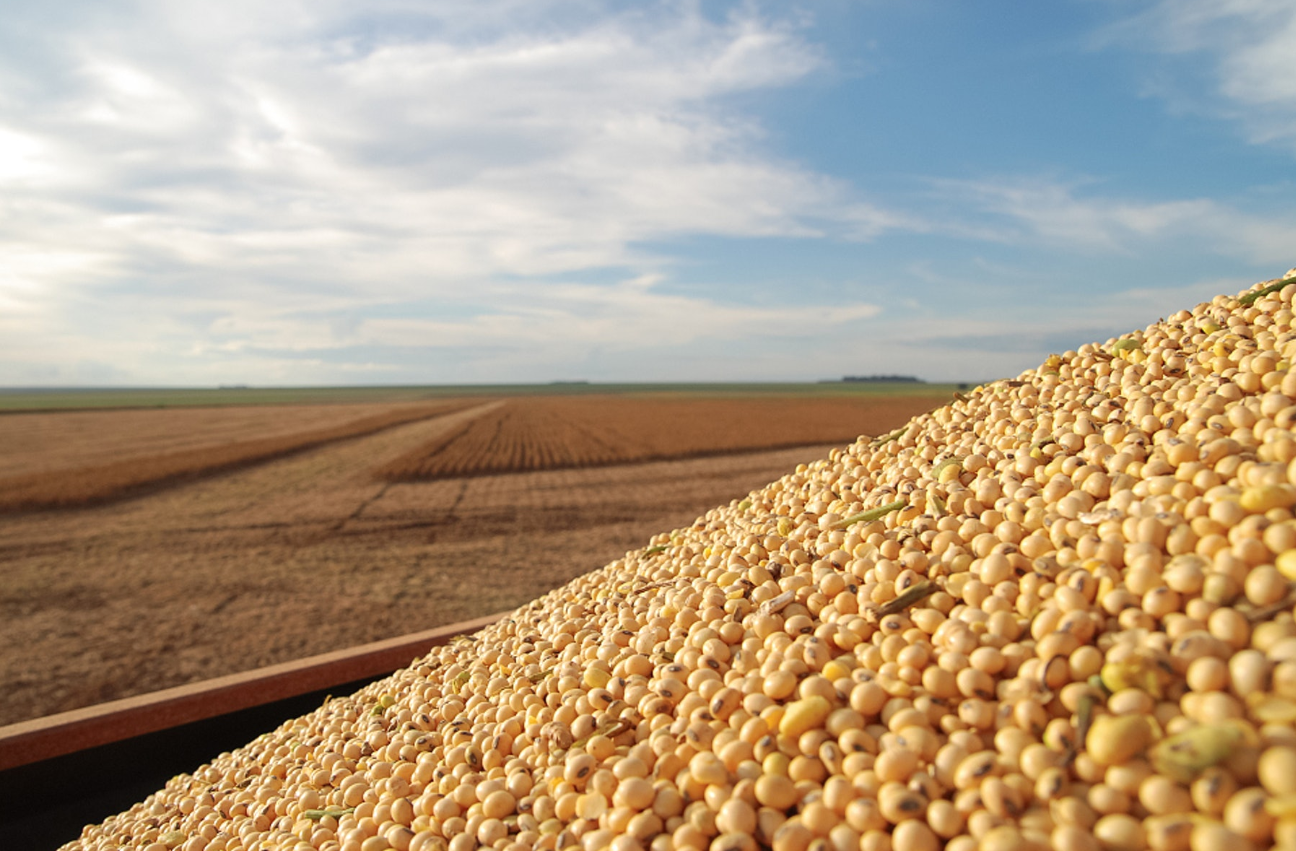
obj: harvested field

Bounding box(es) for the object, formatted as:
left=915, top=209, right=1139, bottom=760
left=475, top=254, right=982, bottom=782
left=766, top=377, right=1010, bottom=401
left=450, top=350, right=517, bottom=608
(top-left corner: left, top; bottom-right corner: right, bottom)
left=0, top=400, right=479, bottom=513
left=376, top=394, right=947, bottom=481
left=0, top=401, right=476, bottom=478
left=0, top=390, right=940, bottom=727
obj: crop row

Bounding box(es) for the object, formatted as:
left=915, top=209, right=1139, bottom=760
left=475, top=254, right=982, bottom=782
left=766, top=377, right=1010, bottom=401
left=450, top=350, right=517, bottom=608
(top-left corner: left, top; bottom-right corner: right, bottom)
left=374, top=396, right=947, bottom=482
left=0, top=401, right=479, bottom=513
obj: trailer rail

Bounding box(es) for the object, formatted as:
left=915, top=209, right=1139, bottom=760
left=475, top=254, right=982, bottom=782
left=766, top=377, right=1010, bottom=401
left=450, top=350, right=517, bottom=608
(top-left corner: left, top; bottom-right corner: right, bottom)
left=0, top=612, right=508, bottom=848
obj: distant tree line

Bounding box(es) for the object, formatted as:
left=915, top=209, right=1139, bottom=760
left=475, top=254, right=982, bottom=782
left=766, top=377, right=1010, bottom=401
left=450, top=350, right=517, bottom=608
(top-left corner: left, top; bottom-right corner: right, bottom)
left=837, top=375, right=923, bottom=383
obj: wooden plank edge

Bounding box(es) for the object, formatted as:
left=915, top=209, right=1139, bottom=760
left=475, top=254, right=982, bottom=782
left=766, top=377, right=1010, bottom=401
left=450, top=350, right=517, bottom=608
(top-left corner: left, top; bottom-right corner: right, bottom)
left=0, top=612, right=509, bottom=772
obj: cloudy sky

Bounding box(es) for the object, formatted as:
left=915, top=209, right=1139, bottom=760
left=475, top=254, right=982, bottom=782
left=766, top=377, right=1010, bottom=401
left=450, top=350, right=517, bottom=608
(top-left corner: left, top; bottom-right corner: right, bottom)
left=2, top=0, right=1294, bottom=387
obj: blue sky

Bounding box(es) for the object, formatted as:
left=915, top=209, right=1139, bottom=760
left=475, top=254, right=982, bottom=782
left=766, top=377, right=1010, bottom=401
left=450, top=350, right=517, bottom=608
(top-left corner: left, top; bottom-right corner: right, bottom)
left=1, top=0, right=1294, bottom=386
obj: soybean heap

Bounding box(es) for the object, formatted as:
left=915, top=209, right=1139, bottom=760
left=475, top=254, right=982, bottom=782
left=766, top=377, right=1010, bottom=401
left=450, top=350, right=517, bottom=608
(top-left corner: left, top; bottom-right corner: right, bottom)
left=68, top=271, right=1296, bottom=851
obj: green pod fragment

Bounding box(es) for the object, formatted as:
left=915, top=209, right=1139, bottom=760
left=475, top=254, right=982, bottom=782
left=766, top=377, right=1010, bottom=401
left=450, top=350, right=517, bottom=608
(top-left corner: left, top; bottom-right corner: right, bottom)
left=931, top=457, right=962, bottom=477
left=871, top=426, right=908, bottom=447
left=1099, top=654, right=1175, bottom=699
left=832, top=498, right=907, bottom=529
left=872, top=580, right=938, bottom=619
left=1063, top=688, right=1105, bottom=767
left=1239, top=275, right=1296, bottom=305
left=1149, top=723, right=1247, bottom=784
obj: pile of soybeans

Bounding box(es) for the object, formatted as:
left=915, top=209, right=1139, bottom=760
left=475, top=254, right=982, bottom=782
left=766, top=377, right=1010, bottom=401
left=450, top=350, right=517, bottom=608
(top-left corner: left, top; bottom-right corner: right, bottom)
left=67, top=271, right=1296, bottom=851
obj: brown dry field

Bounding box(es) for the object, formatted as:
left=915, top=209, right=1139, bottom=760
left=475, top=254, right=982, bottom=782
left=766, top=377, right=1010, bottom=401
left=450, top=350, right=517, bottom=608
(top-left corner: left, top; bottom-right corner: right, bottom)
left=0, top=393, right=946, bottom=726
left=0, top=400, right=475, bottom=512
left=378, top=395, right=945, bottom=480
left=0, top=402, right=456, bottom=478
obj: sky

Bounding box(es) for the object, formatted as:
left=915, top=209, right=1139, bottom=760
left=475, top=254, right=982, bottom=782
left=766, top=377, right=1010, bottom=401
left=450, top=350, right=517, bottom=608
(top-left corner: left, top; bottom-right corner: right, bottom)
left=1, top=0, right=1295, bottom=387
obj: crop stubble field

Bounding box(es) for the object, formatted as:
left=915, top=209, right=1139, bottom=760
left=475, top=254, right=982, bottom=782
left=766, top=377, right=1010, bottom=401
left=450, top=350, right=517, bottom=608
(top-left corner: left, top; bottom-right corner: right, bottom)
left=0, top=400, right=477, bottom=512
left=0, top=387, right=950, bottom=726
left=375, top=396, right=944, bottom=481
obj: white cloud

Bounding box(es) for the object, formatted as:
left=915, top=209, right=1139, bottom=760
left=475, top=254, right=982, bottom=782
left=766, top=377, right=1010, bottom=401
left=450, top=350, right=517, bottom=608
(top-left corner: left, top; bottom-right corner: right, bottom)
left=0, top=128, right=54, bottom=183
left=1099, top=0, right=1296, bottom=150
left=360, top=275, right=881, bottom=352
left=930, top=177, right=1296, bottom=265
left=820, top=265, right=1258, bottom=385
left=0, top=0, right=924, bottom=385
left=1, top=1, right=861, bottom=286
